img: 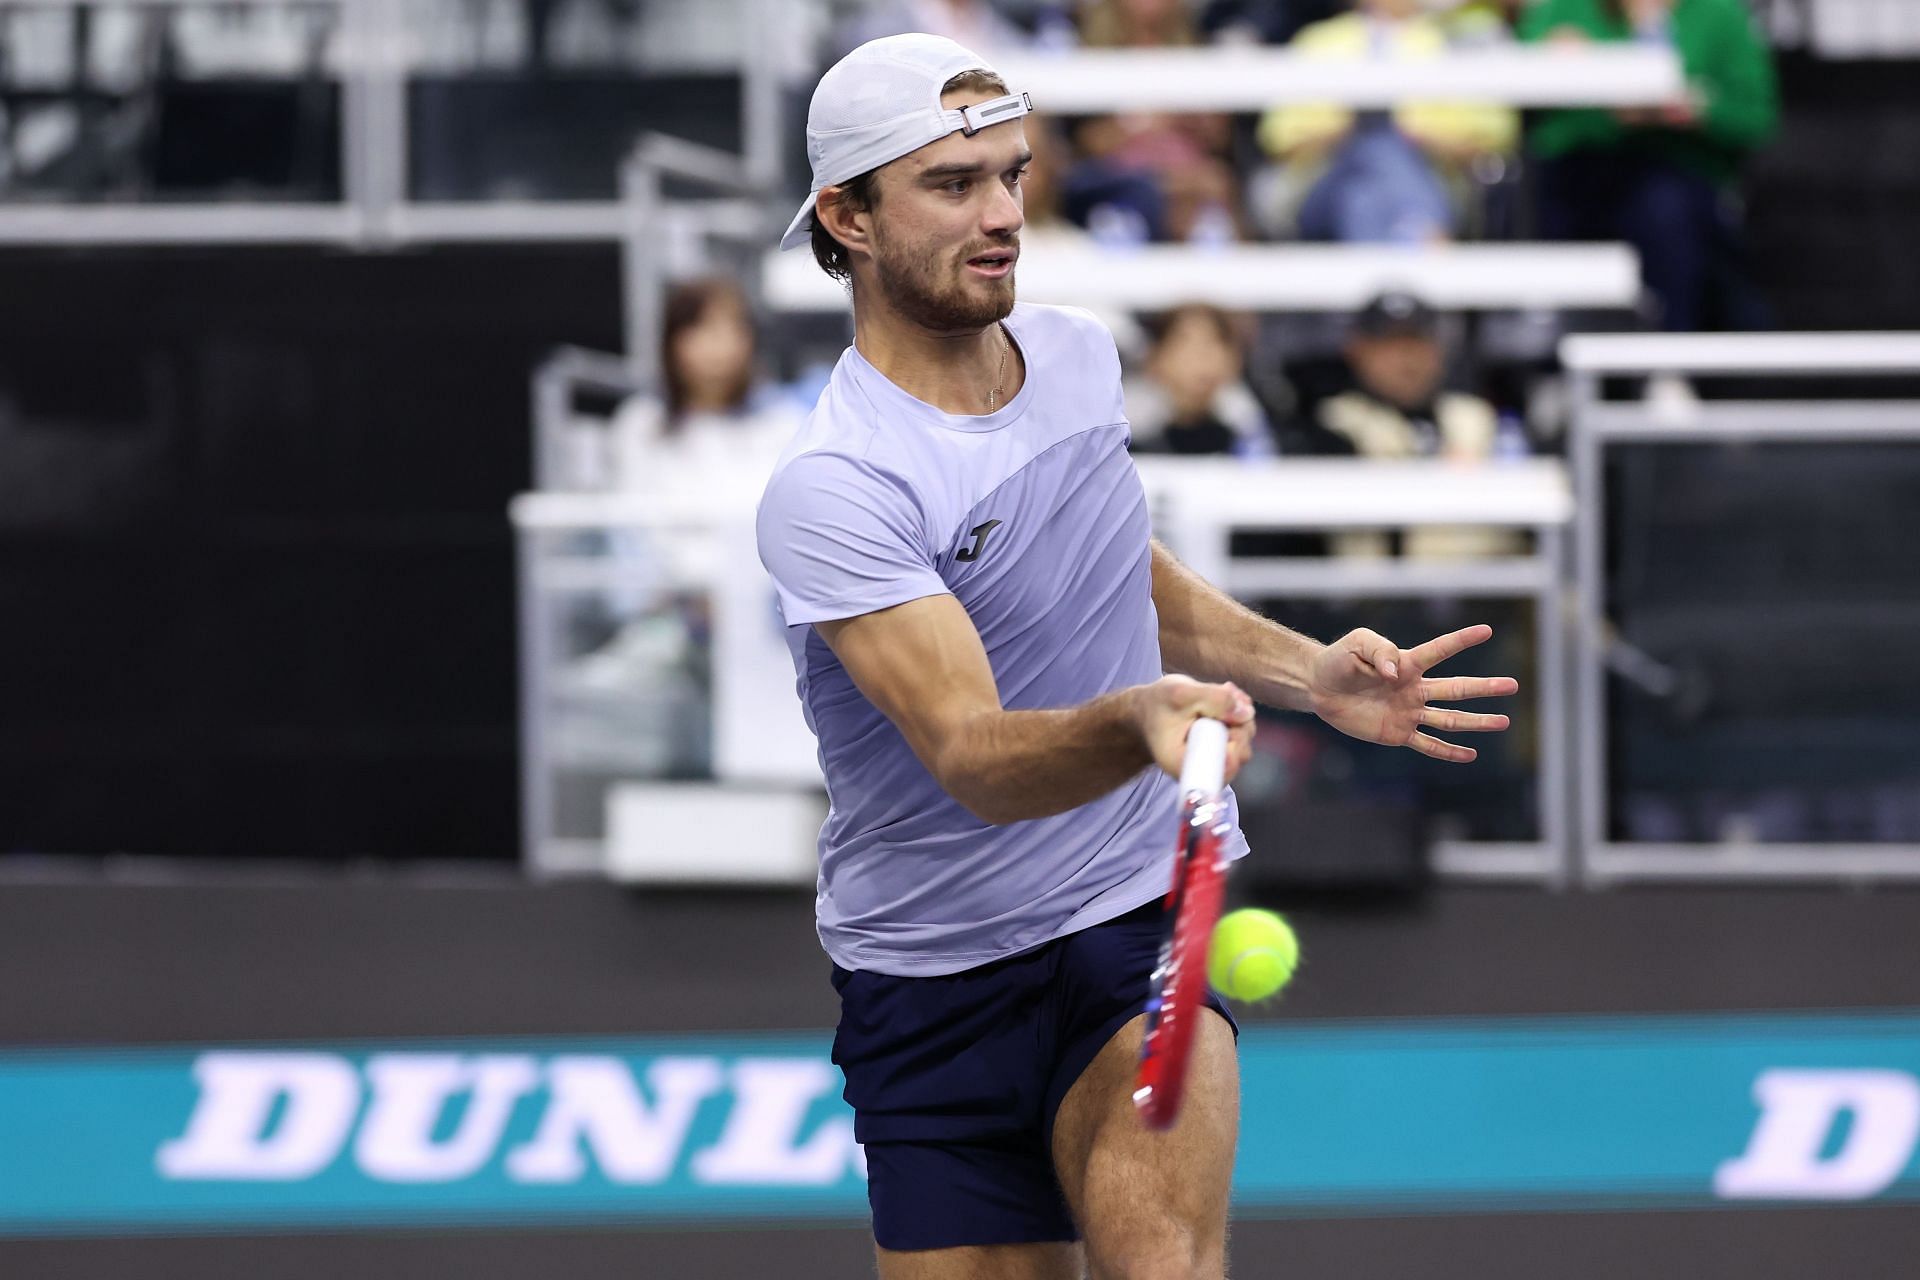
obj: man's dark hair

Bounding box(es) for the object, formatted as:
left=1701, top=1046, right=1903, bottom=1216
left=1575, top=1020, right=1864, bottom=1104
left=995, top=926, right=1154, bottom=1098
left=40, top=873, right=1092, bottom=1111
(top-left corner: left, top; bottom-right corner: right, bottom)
left=809, top=68, right=1011, bottom=282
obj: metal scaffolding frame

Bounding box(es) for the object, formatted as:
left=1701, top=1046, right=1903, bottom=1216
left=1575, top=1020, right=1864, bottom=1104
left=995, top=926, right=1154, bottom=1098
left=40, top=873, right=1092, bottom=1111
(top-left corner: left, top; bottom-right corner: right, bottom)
left=1564, top=333, right=1920, bottom=884
left=0, top=0, right=788, bottom=248
left=619, top=134, right=767, bottom=382
left=1140, top=457, right=1575, bottom=886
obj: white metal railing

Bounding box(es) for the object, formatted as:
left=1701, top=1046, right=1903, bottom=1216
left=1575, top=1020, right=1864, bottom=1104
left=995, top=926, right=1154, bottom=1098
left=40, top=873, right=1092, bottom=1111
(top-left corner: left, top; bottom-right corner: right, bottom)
left=0, top=0, right=791, bottom=246
left=1139, top=456, right=1574, bottom=885
left=619, top=134, right=767, bottom=383
left=992, top=44, right=1682, bottom=112
left=1565, top=333, right=1920, bottom=884
left=764, top=240, right=1642, bottom=314
left=1763, top=0, right=1920, bottom=58
left=0, top=2, right=1688, bottom=248
left=512, top=439, right=1577, bottom=884
left=1562, top=333, right=1920, bottom=375
left=528, top=346, right=646, bottom=492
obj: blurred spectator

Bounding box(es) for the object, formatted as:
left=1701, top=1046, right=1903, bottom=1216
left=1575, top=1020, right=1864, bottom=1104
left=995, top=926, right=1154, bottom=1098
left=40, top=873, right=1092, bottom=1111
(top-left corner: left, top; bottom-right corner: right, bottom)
left=608, top=277, right=802, bottom=492
left=1126, top=304, right=1273, bottom=457
left=1521, top=0, right=1780, bottom=331
left=1018, top=113, right=1083, bottom=241
left=1077, top=0, right=1198, bottom=45
left=1200, top=0, right=1344, bottom=45
left=1065, top=0, right=1245, bottom=243
left=829, top=0, right=1035, bottom=59
left=573, top=276, right=805, bottom=767
left=1446, top=0, right=1528, bottom=40
left=1315, top=291, right=1525, bottom=559
left=1018, top=114, right=1150, bottom=351
left=1255, top=0, right=1517, bottom=243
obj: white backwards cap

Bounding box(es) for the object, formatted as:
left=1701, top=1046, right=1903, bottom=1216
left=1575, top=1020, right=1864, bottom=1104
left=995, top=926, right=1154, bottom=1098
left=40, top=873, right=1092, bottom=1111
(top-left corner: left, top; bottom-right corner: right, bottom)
left=778, top=33, right=1032, bottom=251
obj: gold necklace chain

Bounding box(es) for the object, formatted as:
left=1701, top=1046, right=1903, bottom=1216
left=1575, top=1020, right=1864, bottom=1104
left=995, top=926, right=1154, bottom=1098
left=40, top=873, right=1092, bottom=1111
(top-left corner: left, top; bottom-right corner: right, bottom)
left=987, top=323, right=1009, bottom=411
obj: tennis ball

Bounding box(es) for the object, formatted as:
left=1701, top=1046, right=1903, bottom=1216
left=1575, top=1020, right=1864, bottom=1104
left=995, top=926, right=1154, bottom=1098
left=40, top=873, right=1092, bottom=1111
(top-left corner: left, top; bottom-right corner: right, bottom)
left=1208, top=909, right=1299, bottom=1002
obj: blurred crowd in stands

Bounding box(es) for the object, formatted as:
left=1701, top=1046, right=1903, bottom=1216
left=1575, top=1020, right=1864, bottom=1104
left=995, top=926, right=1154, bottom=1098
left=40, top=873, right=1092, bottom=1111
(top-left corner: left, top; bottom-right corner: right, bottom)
left=833, top=0, right=1777, bottom=332
left=0, top=0, right=1783, bottom=528
left=600, top=0, right=1780, bottom=558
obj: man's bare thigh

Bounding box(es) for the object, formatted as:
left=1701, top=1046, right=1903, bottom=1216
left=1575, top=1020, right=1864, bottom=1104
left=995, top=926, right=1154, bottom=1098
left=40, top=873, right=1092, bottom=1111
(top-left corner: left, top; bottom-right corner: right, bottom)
left=875, top=1241, right=1082, bottom=1279
left=1049, top=1010, right=1239, bottom=1278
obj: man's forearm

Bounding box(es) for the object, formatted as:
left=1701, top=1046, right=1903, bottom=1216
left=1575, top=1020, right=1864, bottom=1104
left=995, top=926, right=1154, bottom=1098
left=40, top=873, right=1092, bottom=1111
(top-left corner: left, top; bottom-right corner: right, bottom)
left=937, top=689, right=1153, bottom=826
left=1150, top=539, right=1322, bottom=713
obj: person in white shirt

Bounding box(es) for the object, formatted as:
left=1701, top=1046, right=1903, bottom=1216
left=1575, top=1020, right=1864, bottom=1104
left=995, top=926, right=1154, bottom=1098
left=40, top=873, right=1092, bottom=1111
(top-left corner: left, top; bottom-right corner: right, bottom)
left=609, top=277, right=803, bottom=493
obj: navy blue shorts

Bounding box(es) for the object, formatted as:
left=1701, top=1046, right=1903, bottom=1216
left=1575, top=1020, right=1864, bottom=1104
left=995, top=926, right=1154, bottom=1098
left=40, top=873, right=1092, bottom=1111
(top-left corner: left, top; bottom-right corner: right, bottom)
left=830, top=899, right=1239, bottom=1252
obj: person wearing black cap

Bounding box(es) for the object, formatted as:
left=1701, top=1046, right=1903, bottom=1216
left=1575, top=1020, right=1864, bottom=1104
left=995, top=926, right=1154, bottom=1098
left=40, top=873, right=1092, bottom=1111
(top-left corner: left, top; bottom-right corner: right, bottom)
left=1317, top=290, right=1525, bottom=559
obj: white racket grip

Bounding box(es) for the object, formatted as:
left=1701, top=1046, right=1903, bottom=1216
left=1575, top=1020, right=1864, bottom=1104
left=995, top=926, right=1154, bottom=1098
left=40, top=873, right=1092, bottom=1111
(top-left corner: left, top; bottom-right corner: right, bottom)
left=1178, top=718, right=1229, bottom=796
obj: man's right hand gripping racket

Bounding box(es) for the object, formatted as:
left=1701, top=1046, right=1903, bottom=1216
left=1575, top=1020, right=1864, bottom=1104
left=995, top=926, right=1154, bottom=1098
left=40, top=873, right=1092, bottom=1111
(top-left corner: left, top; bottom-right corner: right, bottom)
left=1133, top=716, right=1231, bottom=1132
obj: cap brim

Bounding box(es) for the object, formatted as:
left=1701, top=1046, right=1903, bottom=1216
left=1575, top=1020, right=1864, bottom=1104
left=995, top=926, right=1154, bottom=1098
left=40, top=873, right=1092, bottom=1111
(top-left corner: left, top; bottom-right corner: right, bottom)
left=778, top=191, right=818, bottom=251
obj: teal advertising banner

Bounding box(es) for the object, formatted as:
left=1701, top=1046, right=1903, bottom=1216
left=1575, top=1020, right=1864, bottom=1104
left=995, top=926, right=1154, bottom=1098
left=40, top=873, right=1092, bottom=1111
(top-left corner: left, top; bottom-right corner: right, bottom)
left=3, top=1012, right=1918, bottom=1235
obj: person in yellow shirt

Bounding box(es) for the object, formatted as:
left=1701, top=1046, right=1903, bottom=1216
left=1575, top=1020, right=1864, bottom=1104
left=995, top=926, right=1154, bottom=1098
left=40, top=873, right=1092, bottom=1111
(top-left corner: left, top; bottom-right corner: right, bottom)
left=1258, top=0, right=1517, bottom=242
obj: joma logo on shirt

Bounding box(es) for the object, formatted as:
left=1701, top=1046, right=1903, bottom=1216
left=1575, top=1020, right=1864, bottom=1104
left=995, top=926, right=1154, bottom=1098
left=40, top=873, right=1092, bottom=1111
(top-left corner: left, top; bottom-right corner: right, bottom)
left=955, top=519, right=1003, bottom=562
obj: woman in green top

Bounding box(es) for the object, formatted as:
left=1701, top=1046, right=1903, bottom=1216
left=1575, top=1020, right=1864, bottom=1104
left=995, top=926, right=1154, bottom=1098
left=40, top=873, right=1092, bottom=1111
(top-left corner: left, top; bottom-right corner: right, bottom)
left=1521, top=0, right=1779, bottom=331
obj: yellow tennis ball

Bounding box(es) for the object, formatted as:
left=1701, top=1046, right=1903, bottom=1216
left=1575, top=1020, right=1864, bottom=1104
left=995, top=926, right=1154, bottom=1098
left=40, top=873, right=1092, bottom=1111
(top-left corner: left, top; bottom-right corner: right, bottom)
left=1208, top=909, right=1299, bottom=1002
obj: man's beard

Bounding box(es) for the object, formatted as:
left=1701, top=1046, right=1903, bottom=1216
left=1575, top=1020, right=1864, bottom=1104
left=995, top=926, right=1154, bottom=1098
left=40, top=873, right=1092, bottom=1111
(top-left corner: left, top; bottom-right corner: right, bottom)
left=872, top=233, right=1016, bottom=332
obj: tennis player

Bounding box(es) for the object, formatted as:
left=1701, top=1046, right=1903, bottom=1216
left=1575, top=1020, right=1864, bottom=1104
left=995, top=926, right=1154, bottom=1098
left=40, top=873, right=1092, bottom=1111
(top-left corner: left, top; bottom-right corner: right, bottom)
left=756, top=34, right=1518, bottom=1279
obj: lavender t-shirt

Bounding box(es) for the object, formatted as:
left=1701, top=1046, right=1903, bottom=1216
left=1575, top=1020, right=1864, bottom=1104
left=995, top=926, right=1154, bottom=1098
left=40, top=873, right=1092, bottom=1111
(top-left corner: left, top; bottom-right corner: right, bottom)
left=756, top=302, right=1248, bottom=976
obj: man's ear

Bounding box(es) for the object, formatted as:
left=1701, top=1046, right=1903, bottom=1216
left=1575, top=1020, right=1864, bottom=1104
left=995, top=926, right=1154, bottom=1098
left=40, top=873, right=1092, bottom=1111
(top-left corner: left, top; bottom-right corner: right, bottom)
left=817, top=184, right=874, bottom=258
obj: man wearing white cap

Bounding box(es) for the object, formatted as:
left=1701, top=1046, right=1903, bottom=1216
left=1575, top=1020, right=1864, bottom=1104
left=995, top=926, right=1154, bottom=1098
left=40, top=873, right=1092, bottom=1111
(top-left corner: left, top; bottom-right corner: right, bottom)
left=757, top=32, right=1517, bottom=1277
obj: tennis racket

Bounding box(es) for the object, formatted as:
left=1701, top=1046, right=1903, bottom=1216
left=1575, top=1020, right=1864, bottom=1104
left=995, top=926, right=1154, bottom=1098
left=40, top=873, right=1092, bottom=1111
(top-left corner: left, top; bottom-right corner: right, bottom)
left=1133, top=716, right=1231, bottom=1132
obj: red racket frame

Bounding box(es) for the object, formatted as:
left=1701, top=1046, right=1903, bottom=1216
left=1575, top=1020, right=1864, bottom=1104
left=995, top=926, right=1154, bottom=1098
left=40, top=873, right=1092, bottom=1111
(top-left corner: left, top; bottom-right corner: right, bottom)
left=1133, top=727, right=1230, bottom=1131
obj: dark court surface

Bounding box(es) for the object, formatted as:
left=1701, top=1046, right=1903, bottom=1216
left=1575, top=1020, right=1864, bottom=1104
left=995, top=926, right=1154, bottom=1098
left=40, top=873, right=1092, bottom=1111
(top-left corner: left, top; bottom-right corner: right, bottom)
left=3, top=1207, right=1914, bottom=1280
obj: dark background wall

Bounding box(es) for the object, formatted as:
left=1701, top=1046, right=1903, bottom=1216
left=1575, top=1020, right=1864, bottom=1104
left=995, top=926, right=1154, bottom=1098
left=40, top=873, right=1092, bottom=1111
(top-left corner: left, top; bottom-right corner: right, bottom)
left=7, top=879, right=1920, bottom=1043
left=0, top=246, right=621, bottom=862
left=1742, top=53, right=1920, bottom=331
